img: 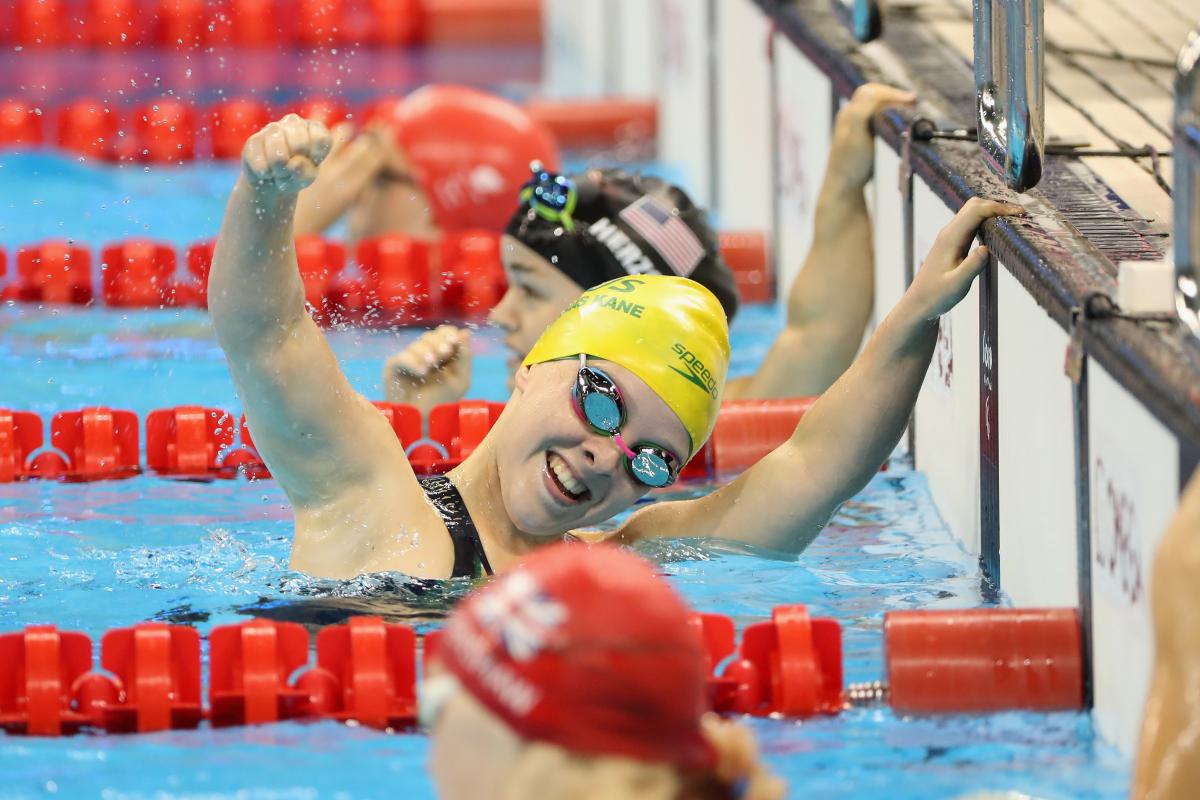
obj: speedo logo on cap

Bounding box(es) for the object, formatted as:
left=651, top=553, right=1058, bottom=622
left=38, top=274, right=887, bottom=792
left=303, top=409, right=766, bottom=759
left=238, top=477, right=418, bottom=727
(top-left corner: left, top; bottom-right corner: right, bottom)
left=588, top=218, right=661, bottom=276
left=670, top=343, right=718, bottom=399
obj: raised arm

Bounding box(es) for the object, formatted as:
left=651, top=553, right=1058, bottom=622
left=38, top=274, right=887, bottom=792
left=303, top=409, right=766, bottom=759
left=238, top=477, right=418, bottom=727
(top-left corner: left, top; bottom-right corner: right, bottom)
left=1132, top=468, right=1200, bottom=799
left=725, top=84, right=916, bottom=400
left=209, top=115, right=414, bottom=510
left=620, top=198, right=1020, bottom=551
left=292, top=124, right=393, bottom=236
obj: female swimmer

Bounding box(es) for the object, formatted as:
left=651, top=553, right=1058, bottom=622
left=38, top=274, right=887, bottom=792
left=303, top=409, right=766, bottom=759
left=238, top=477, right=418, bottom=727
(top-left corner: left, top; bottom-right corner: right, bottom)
left=423, top=542, right=785, bottom=800
left=383, top=83, right=917, bottom=414
left=208, top=113, right=1018, bottom=580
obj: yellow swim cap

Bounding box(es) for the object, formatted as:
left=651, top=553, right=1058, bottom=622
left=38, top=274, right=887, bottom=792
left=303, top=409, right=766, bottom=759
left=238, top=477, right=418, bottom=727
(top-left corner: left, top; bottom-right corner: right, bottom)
left=523, top=275, right=730, bottom=457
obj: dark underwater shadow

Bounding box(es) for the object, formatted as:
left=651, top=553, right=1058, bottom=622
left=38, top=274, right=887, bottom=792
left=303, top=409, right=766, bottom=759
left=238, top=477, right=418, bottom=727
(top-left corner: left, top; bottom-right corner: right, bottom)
left=153, top=573, right=478, bottom=633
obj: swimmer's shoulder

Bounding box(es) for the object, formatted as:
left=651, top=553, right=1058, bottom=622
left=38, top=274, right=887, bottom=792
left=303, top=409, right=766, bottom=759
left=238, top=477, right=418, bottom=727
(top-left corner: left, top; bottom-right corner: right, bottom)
left=608, top=492, right=712, bottom=544
left=291, top=471, right=457, bottom=580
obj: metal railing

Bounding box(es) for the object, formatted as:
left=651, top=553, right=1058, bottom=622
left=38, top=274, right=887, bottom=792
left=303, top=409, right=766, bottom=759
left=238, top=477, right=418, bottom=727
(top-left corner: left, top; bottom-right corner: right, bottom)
left=1176, top=25, right=1200, bottom=335
left=973, top=0, right=1045, bottom=192
left=833, top=0, right=882, bottom=44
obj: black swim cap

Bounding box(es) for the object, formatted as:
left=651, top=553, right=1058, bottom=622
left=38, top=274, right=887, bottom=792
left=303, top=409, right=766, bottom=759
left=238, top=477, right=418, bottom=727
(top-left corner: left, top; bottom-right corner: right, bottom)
left=503, top=168, right=741, bottom=320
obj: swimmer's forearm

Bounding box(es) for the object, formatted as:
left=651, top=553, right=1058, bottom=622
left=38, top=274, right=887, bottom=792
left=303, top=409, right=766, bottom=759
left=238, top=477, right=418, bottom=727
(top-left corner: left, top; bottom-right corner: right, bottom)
left=747, top=198, right=1002, bottom=548
left=788, top=298, right=937, bottom=503
left=293, top=184, right=352, bottom=236
left=782, top=105, right=876, bottom=317
left=779, top=81, right=921, bottom=359
left=209, top=177, right=308, bottom=348
left=794, top=125, right=876, bottom=328
left=747, top=178, right=873, bottom=398
left=619, top=304, right=936, bottom=552
left=659, top=302, right=935, bottom=552
left=814, top=297, right=937, bottom=441
left=768, top=82, right=915, bottom=394
left=293, top=142, right=385, bottom=235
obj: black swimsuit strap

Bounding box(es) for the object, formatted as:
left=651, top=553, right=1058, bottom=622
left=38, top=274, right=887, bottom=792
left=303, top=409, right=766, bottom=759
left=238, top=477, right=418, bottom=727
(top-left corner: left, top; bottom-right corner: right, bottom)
left=418, top=476, right=494, bottom=580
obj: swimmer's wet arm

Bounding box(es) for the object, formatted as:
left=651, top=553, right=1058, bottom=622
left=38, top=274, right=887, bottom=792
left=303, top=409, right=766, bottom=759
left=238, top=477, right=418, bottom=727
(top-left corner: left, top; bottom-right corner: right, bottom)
left=210, top=116, right=337, bottom=344
left=725, top=84, right=916, bottom=401
left=619, top=198, right=1019, bottom=551
left=617, top=304, right=937, bottom=551
left=209, top=116, right=418, bottom=509
left=293, top=125, right=392, bottom=236
left=1132, top=469, right=1200, bottom=799
left=210, top=182, right=309, bottom=345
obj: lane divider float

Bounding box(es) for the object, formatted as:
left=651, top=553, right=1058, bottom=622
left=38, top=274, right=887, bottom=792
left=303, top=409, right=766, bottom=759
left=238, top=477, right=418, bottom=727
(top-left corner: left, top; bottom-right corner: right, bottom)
left=5, top=0, right=541, bottom=51
left=2, top=231, right=509, bottom=322
left=0, top=617, right=416, bottom=735
left=0, top=398, right=812, bottom=483
left=0, top=95, right=658, bottom=162
left=0, top=606, right=1084, bottom=737
left=0, top=230, right=771, bottom=315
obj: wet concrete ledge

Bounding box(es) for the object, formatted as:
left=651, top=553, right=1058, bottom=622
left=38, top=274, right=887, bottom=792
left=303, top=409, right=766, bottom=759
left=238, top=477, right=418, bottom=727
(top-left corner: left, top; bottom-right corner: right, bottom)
left=756, top=0, right=1200, bottom=454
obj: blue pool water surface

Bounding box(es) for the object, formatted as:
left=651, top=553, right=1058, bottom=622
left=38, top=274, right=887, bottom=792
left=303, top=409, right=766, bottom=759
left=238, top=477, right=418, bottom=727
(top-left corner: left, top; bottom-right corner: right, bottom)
left=0, top=158, right=1130, bottom=799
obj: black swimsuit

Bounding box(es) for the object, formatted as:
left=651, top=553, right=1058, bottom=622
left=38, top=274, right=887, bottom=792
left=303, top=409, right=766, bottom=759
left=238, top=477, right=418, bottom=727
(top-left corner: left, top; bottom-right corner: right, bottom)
left=418, top=476, right=494, bottom=580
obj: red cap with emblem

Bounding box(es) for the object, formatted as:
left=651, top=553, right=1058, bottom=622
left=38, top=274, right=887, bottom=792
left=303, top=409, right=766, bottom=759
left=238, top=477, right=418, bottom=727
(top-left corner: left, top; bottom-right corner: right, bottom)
left=372, top=84, right=561, bottom=232
left=437, top=542, right=714, bottom=770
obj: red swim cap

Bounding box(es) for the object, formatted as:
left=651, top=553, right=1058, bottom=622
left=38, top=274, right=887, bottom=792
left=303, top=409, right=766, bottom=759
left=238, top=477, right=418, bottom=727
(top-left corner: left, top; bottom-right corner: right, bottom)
left=437, top=543, right=714, bottom=770
left=373, top=85, right=561, bottom=232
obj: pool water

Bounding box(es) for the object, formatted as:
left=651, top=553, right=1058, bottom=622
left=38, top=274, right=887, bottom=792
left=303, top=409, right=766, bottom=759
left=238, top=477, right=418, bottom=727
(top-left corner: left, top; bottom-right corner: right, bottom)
left=0, top=159, right=1130, bottom=798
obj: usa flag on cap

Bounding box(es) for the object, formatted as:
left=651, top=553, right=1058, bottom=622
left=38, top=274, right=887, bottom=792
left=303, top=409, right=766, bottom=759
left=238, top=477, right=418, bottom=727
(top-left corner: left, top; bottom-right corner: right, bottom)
left=618, top=195, right=705, bottom=278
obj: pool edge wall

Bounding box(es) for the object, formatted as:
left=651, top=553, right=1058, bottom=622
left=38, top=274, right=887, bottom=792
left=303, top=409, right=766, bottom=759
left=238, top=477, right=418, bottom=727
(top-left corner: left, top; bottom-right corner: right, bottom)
left=542, top=0, right=1200, bottom=757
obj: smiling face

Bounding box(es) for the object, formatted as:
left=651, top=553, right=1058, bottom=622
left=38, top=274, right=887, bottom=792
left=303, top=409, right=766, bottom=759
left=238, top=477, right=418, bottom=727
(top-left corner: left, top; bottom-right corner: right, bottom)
left=491, top=358, right=691, bottom=536
left=488, top=235, right=585, bottom=375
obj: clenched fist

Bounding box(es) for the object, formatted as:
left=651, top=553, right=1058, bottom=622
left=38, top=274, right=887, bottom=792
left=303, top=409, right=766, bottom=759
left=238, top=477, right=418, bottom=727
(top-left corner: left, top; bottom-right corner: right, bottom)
left=383, top=325, right=473, bottom=416
left=828, top=83, right=918, bottom=189
left=241, top=114, right=335, bottom=196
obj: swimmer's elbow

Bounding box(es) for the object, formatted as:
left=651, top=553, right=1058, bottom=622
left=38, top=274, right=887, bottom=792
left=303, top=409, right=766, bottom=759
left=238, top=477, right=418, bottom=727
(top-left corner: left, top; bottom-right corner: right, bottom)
left=719, top=514, right=824, bottom=555
left=208, top=279, right=307, bottom=356
left=776, top=510, right=834, bottom=554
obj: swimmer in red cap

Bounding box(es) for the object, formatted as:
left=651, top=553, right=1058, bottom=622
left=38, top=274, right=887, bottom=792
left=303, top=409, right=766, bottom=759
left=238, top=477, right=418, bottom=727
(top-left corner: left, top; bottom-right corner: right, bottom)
left=208, top=112, right=1018, bottom=580
left=384, top=83, right=916, bottom=415
left=1132, top=467, right=1200, bottom=798
left=292, top=84, right=560, bottom=243
left=424, top=541, right=785, bottom=799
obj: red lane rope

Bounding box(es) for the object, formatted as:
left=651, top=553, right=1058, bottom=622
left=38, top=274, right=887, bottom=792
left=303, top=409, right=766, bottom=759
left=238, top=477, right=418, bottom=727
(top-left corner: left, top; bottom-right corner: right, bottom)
left=0, top=398, right=813, bottom=483
left=0, top=232, right=509, bottom=322
left=0, top=95, right=658, bottom=162
left=0, top=606, right=1084, bottom=737
left=3, top=0, right=541, bottom=51
left=0, top=231, right=770, bottom=314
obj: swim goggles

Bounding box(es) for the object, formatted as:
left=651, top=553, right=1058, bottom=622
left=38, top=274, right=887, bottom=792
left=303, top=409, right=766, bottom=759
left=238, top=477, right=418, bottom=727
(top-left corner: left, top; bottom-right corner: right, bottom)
left=518, top=161, right=578, bottom=232
left=571, top=354, right=682, bottom=489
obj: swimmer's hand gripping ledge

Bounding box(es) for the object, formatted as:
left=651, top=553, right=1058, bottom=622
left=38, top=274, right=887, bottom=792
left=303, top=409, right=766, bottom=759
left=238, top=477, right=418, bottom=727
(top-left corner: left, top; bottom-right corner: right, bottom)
left=613, top=198, right=1022, bottom=554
